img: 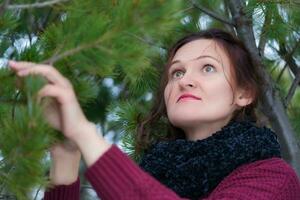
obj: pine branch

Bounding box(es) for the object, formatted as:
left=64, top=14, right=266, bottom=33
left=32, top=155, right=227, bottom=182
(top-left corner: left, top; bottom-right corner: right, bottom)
left=0, top=194, right=16, bottom=200
left=284, top=69, right=300, bottom=108
left=0, top=97, right=25, bottom=104
left=175, top=5, right=194, bottom=15
left=33, top=186, right=41, bottom=200
left=223, top=0, right=236, bottom=35
left=0, top=0, right=11, bottom=16
left=125, top=32, right=166, bottom=50
left=285, top=40, right=300, bottom=61
left=42, top=37, right=111, bottom=65
left=258, top=7, right=271, bottom=57
left=189, top=0, right=235, bottom=26
left=39, top=7, right=54, bottom=32
left=275, top=62, right=288, bottom=83
left=11, top=91, right=21, bottom=120
left=279, top=41, right=300, bottom=74
left=271, top=40, right=300, bottom=86
left=7, top=0, right=69, bottom=10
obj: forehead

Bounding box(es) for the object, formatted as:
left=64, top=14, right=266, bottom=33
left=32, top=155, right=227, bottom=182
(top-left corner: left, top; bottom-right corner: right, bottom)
left=172, top=39, right=230, bottom=64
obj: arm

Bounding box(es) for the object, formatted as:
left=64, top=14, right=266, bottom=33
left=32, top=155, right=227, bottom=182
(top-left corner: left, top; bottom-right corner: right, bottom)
left=48, top=142, right=81, bottom=185
left=10, top=61, right=171, bottom=199
left=43, top=142, right=81, bottom=200
left=203, top=157, right=300, bottom=200
left=9, top=60, right=111, bottom=168
left=45, top=122, right=182, bottom=200
left=85, top=144, right=184, bottom=200
left=44, top=177, right=80, bottom=200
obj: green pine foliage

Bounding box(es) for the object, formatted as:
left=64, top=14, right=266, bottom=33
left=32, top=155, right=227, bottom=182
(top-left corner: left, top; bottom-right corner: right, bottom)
left=0, top=75, right=55, bottom=199
left=1, top=0, right=299, bottom=198
left=106, top=99, right=168, bottom=162
left=289, top=89, right=300, bottom=138
left=0, top=0, right=185, bottom=198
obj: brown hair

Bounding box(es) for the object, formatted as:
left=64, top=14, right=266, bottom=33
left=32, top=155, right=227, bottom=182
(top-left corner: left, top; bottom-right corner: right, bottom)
left=135, top=28, right=265, bottom=154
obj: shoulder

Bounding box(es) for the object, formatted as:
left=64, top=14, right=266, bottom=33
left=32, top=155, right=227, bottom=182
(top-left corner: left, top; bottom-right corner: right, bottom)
left=205, top=157, right=300, bottom=200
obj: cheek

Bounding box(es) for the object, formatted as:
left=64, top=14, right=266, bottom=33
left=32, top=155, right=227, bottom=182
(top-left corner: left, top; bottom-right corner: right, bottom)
left=209, top=80, right=234, bottom=103
left=164, top=83, right=174, bottom=107
left=164, top=84, right=170, bottom=105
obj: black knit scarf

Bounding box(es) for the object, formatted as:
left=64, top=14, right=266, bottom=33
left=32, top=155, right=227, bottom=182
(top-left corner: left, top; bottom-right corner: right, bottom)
left=139, top=120, right=281, bottom=199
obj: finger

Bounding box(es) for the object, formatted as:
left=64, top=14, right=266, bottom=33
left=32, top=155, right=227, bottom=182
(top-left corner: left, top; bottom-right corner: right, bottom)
left=17, top=65, right=69, bottom=87
left=9, top=61, right=70, bottom=88
left=63, top=140, right=79, bottom=151
left=38, top=84, right=70, bottom=104
left=9, top=60, right=37, bottom=71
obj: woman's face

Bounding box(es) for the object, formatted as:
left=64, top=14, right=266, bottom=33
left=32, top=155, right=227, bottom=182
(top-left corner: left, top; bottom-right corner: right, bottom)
left=164, top=39, right=250, bottom=131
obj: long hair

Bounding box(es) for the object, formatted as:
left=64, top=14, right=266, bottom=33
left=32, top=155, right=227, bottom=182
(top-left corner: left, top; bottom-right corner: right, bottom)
left=135, top=29, right=265, bottom=154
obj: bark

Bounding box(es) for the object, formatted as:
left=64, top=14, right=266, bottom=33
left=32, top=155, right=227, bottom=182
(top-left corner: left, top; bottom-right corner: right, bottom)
left=284, top=69, right=300, bottom=108
left=258, top=7, right=271, bottom=57
left=189, top=0, right=235, bottom=26
left=228, top=0, right=300, bottom=177
left=223, top=0, right=237, bottom=35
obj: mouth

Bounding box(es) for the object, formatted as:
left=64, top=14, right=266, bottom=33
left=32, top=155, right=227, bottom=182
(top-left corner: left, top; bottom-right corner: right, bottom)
left=177, top=94, right=202, bottom=102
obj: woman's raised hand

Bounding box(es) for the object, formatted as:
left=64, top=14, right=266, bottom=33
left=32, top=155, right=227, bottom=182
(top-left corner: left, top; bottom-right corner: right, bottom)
left=9, top=61, right=91, bottom=141
left=9, top=60, right=112, bottom=169
left=9, top=61, right=89, bottom=185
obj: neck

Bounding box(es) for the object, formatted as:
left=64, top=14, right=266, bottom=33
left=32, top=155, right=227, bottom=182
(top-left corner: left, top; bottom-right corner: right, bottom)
left=184, top=118, right=232, bottom=141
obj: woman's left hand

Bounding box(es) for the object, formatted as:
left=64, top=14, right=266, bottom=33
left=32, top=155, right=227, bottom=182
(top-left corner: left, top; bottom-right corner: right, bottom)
left=9, top=61, right=111, bottom=167
left=9, top=61, right=91, bottom=141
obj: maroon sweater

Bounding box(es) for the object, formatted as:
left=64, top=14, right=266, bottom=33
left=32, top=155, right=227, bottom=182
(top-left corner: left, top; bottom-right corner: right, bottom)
left=44, top=145, right=300, bottom=200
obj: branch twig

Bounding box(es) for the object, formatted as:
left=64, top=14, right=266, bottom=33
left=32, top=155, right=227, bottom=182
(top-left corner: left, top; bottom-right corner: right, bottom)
left=0, top=97, right=26, bottom=104
left=42, top=38, right=107, bottom=65
left=286, top=40, right=300, bottom=60
left=258, top=6, right=271, bottom=57
left=7, top=0, right=69, bottom=10
left=12, top=91, right=21, bottom=120
left=284, top=69, right=300, bottom=108
left=0, top=0, right=11, bottom=16
left=276, top=62, right=288, bottom=83
left=272, top=40, right=300, bottom=84
left=125, top=32, right=166, bottom=51
left=33, top=186, right=41, bottom=200
left=189, top=0, right=235, bottom=26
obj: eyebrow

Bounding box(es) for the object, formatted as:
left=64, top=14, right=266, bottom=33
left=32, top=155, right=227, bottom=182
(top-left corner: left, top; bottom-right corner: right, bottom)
left=170, top=55, right=221, bottom=66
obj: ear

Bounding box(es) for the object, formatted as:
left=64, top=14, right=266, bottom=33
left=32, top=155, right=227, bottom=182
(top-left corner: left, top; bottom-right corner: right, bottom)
left=234, top=88, right=254, bottom=107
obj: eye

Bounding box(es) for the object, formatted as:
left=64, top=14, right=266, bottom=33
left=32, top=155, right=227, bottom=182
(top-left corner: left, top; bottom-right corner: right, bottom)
left=172, top=70, right=185, bottom=79
left=202, top=64, right=216, bottom=73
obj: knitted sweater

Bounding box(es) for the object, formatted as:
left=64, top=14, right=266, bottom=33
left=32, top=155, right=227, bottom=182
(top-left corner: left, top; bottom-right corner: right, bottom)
left=44, top=145, right=300, bottom=200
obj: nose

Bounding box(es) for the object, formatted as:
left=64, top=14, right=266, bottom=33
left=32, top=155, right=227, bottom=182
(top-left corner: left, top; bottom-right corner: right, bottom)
left=178, top=71, right=197, bottom=89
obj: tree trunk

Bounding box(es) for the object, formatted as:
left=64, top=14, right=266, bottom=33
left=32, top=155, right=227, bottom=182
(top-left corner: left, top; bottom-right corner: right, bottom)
left=228, top=0, right=300, bottom=177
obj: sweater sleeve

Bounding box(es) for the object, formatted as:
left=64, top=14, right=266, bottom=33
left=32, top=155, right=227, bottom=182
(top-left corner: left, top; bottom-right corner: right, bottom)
left=205, top=157, right=300, bottom=200
left=85, top=145, right=186, bottom=200
left=43, top=177, right=80, bottom=200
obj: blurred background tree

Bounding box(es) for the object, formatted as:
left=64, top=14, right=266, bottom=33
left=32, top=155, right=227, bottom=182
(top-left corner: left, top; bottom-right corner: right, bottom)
left=0, top=0, right=299, bottom=199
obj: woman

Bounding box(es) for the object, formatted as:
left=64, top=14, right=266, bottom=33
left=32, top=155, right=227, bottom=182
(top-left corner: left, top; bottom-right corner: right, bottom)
left=9, top=29, right=300, bottom=199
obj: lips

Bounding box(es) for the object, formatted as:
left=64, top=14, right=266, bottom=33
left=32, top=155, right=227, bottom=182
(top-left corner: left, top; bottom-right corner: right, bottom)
left=177, top=93, right=202, bottom=102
